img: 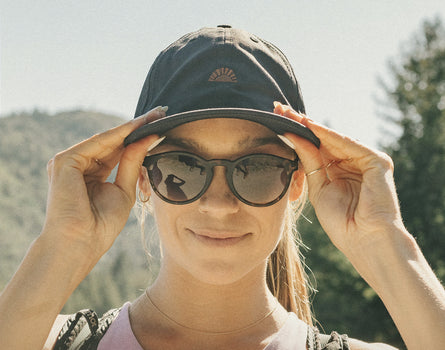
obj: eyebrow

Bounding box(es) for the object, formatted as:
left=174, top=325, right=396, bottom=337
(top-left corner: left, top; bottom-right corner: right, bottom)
left=160, top=136, right=286, bottom=153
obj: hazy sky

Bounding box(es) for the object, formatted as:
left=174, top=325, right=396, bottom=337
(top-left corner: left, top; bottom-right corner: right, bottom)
left=1, top=1, right=445, bottom=147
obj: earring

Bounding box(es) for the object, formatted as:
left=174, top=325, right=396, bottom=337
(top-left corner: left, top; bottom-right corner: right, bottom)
left=138, top=191, right=150, bottom=203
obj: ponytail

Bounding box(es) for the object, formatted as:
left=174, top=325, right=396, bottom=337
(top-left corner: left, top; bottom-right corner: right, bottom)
left=266, top=192, right=314, bottom=325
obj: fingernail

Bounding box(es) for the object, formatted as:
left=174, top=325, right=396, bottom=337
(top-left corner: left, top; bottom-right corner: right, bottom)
left=134, top=106, right=169, bottom=124
left=277, top=135, right=296, bottom=150
left=147, top=136, right=166, bottom=152
left=156, top=106, right=169, bottom=113
left=273, top=101, right=281, bottom=108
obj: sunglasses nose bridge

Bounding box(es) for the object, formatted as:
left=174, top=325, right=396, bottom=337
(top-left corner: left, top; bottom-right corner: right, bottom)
left=207, top=159, right=235, bottom=186
left=197, top=159, right=240, bottom=210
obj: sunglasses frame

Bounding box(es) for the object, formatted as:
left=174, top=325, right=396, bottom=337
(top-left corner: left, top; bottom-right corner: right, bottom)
left=143, top=151, right=299, bottom=207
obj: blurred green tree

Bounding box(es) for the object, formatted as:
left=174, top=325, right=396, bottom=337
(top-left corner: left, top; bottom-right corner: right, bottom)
left=300, top=207, right=403, bottom=348
left=379, top=16, right=445, bottom=280
left=301, top=16, right=445, bottom=350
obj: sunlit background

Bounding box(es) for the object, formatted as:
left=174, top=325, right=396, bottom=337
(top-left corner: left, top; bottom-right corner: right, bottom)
left=2, top=0, right=445, bottom=147
left=2, top=4, right=445, bottom=348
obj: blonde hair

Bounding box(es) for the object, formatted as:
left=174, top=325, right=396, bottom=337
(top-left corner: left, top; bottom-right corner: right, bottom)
left=266, top=188, right=314, bottom=326
left=137, top=183, right=314, bottom=325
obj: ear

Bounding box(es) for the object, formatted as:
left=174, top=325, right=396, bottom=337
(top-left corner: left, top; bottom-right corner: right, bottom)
left=138, top=166, right=151, bottom=197
left=288, top=169, right=305, bottom=202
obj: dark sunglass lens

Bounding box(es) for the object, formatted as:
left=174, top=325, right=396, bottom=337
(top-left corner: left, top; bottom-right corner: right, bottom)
left=148, top=153, right=207, bottom=202
left=232, top=155, right=290, bottom=204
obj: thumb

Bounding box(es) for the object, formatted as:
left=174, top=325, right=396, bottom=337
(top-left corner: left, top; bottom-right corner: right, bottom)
left=282, top=132, right=328, bottom=203
left=114, top=135, right=163, bottom=203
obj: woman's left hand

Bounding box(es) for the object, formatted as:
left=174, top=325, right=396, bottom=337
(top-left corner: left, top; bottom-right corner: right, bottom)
left=274, top=102, right=405, bottom=259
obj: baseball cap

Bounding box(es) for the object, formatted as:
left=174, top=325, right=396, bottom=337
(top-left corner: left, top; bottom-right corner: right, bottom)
left=123, top=25, right=320, bottom=148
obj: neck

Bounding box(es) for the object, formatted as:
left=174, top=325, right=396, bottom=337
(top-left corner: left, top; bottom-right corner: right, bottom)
left=141, top=259, right=282, bottom=334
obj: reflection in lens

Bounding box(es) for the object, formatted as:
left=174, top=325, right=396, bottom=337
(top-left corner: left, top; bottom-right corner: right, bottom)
left=150, top=163, right=163, bottom=188
left=233, top=156, right=287, bottom=204
left=150, top=154, right=207, bottom=202
left=165, top=174, right=187, bottom=201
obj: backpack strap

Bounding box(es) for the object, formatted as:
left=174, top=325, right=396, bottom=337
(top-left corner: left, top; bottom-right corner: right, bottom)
left=54, top=307, right=121, bottom=350
left=307, top=326, right=350, bottom=350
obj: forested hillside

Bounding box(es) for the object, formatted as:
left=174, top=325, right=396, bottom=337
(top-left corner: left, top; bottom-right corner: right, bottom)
left=0, top=109, right=158, bottom=315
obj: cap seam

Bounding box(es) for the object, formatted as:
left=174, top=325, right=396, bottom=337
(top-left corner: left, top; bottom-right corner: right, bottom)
left=260, top=38, right=305, bottom=113
left=146, top=32, right=197, bottom=113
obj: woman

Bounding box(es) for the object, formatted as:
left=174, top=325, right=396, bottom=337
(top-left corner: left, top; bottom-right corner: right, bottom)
left=1, top=26, right=444, bottom=350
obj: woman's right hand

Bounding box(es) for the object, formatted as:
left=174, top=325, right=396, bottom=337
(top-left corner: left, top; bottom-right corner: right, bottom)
left=0, top=107, right=167, bottom=350
left=42, top=106, right=166, bottom=261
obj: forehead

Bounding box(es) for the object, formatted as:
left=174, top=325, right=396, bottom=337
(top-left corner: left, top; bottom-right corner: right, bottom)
left=162, top=118, right=288, bottom=156
left=166, top=118, right=275, bottom=136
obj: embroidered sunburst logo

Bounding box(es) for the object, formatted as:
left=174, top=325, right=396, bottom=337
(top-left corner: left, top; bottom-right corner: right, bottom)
left=208, top=67, right=238, bottom=82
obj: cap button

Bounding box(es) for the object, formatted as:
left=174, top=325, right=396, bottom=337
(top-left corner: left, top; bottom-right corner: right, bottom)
left=217, top=25, right=232, bottom=28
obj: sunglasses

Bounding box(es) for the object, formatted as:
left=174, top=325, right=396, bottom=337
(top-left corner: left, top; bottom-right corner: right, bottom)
left=143, top=151, right=299, bottom=207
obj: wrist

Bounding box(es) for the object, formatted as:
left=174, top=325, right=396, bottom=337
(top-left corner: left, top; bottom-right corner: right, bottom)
left=346, top=224, right=418, bottom=289
left=345, top=225, right=445, bottom=349
left=35, top=231, right=99, bottom=277
left=39, top=222, right=106, bottom=263
left=0, top=233, right=97, bottom=350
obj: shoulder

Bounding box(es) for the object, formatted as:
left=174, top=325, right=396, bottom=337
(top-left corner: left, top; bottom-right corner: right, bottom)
left=45, top=306, right=123, bottom=350
left=307, top=326, right=399, bottom=350
left=348, top=337, right=400, bottom=350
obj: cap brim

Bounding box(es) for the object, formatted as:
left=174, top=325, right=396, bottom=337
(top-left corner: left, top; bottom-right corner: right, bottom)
left=123, top=108, right=320, bottom=148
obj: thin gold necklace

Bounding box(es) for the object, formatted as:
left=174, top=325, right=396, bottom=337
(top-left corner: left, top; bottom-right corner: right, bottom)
left=144, top=289, right=280, bottom=335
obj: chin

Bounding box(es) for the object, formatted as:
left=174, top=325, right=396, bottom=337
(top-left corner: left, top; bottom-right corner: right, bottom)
left=186, top=258, right=265, bottom=287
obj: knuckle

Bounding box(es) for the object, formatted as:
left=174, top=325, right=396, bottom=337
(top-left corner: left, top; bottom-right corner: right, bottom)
left=52, top=152, right=66, bottom=166
left=91, top=132, right=119, bottom=153
left=50, top=151, right=74, bottom=172
left=47, top=150, right=73, bottom=179
left=376, top=151, right=394, bottom=171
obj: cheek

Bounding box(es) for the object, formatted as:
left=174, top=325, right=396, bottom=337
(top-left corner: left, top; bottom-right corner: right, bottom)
left=243, top=200, right=289, bottom=260
left=259, top=203, right=288, bottom=247
left=150, top=196, right=178, bottom=243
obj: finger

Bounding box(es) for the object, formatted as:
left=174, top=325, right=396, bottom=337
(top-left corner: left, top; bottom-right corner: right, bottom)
left=64, top=106, right=168, bottom=165
left=273, top=101, right=285, bottom=115
left=274, top=102, right=326, bottom=179
left=281, top=107, right=377, bottom=161
left=114, top=134, right=163, bottom=203
left=283, top=132, right=329, bottom=189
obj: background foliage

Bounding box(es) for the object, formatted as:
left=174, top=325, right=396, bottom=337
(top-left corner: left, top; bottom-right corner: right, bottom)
left=1, top=17, right=444, bottom=349
left=379, top=17, right=445, bottom=281
left=0, top=110, right=159, bottom=314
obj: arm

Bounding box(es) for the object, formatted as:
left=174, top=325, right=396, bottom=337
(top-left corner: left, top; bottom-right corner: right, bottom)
left=0, top=107, right=166, bottom=350
left=274, top=102, right=445, bottom=349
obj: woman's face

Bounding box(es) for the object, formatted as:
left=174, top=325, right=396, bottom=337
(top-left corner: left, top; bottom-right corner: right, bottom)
left=141, top=118, right=304, bottom=286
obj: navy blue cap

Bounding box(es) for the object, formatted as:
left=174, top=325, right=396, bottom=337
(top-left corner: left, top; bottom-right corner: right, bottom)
left=124, top=26, right=320, bottom=148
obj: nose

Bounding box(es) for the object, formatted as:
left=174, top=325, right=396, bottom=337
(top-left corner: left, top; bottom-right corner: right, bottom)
left=198, top=166, right=240, bottom=216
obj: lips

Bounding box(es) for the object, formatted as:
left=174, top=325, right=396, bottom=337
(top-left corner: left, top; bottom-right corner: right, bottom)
left=187, top=229, right=251, bottom=246
left=192, top=229, right=248, bottom=239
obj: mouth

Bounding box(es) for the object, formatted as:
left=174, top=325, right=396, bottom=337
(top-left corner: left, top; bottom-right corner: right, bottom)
left=187, top=229, right=251, bottom=247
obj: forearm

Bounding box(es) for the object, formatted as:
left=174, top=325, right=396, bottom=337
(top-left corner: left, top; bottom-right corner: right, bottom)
left=0, top=233, right=94, bottom=350
left=349, top=227, right=445, bottom=349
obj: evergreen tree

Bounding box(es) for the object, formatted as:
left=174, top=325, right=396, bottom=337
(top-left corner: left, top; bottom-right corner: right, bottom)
left=379, top=16, right=445, bottom=280
left=300, top=207, right=403, bottom=348
left=301, top=17, right=445, bottom=349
